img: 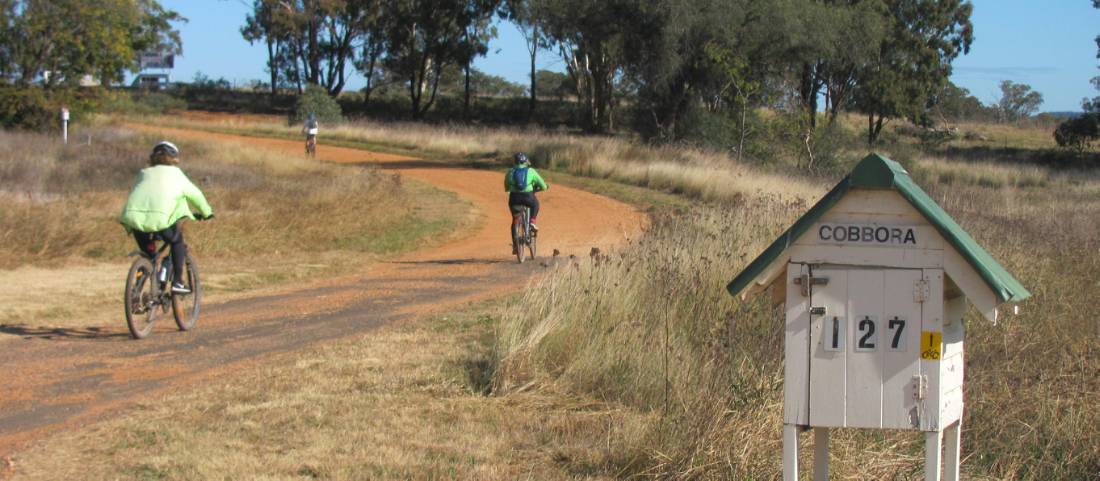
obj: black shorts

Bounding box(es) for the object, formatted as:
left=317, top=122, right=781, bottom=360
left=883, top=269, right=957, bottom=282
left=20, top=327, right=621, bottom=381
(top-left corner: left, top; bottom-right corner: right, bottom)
left=508, top=192, right=539, bottom=217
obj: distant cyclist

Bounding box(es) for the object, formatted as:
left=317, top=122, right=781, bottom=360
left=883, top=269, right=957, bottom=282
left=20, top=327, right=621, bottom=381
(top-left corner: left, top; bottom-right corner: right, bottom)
left=505, top=153, right=548, bottom=250
left=119, top=141, right=213, bottom=294
left=302, top=112, right=319, bottom=154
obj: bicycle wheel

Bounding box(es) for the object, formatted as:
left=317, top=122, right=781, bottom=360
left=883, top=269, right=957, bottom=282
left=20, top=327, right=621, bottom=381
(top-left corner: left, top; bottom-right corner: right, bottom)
left=124, top=257, right=157, bottom=339
left=172, top=254, right=201, bottom=331
left=512, top=216, right=525, bottom=264
left=526, top=229, right=537, bottom=260
left=523, top=208, right=536, bottom=260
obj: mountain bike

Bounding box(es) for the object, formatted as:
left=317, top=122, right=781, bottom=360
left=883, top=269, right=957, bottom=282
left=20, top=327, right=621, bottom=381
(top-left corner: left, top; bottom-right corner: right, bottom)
left=123, top=217, right=205, bottom=339
left=305, top=133, right=317, bottom=157
left=511, top=205, right=537, bottom=264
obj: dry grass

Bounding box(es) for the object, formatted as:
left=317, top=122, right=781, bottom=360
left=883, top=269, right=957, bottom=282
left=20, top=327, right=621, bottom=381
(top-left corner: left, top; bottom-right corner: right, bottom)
left=494, top=159, right=1100, bottom=479
left=8, top=301, right=625, bottom=481
left=8, top=114, right=1097, bottom=480
left=131, top=114, right=825, bottom=205
left=0, top=128, right=465, bottom=332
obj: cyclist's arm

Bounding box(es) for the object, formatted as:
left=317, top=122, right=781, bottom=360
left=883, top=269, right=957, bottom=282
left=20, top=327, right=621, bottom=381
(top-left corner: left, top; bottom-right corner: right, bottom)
left=504, top=169, right=514, bottom=192
left=531, top=169, right=548, bottom=192
left=179, top=171, right=214, bottom=219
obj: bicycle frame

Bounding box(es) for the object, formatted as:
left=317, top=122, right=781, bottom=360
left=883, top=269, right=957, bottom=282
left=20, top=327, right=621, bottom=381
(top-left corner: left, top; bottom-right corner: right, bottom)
left=129, top=240, right=173, bottom=294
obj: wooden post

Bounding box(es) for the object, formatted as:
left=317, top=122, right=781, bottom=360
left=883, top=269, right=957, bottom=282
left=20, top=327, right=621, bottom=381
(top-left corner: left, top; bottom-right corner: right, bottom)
left=813, top=428, right=830, bottom=481
left=783, top=424, right=800, bottom=481
left=944, top=420, right=962, bottom=481
left=925, top=430, right=943, bottom=481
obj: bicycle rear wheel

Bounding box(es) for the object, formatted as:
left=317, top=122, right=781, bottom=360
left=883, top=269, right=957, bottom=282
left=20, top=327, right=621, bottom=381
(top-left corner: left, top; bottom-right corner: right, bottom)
left=124, top=258, right=157, bottom=339
left=172, top=254, right=201, bottom=331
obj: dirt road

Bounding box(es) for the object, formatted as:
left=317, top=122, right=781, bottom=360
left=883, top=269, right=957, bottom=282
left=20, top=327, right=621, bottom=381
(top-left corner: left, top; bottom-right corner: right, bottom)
left=0, top=126, right=645, bottom=458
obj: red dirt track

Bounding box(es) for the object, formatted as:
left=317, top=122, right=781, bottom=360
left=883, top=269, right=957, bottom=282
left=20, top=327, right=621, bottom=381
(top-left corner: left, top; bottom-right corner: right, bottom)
left=0, top=122, right=645, bottom=461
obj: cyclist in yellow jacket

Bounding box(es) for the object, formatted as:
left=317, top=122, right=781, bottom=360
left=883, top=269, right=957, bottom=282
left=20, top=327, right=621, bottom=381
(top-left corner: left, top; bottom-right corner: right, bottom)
left=119, top=141, right=213, bottom=294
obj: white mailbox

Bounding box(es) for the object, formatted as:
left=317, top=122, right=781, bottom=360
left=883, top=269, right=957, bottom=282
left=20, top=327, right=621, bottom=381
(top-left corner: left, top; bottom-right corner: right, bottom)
left=727, top=154, right=1030, bottom=481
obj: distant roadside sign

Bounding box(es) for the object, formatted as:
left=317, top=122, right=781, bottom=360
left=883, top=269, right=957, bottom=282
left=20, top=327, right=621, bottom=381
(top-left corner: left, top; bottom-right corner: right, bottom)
left=140, top=51, right=175, bottom=70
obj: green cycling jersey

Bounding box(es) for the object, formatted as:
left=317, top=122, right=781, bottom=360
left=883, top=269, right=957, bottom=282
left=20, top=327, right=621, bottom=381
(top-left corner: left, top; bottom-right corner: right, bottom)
left=504, top=164, right=548, bottom=193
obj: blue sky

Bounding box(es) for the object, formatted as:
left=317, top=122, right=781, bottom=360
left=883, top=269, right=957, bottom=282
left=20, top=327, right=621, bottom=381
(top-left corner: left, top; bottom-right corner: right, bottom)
left=162, top=0, right=1099, bottom=112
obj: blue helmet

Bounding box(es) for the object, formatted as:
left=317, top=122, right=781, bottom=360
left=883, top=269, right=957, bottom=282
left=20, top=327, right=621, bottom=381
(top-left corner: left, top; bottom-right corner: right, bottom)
left=513, top=152, right=529, bottom=165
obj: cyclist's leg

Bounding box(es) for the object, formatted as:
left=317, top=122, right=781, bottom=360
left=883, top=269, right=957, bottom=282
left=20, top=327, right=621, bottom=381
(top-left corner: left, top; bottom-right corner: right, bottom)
left=514, top=192, right=540, bottom=227
left=159, top=223, right=189, bottom=285
left=527, top=194, right=540, bottom=225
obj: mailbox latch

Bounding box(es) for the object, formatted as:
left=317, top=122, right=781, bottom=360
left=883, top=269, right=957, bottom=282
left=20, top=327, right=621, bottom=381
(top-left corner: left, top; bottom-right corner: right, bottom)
left=794, top=274, right=829, bottom=297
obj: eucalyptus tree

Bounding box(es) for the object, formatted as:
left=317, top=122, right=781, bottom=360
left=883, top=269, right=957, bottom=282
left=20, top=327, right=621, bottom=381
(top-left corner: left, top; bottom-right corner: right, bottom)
left=351, top=1, right=387, bottom=105
left=380, top=0, right=472, bottom=119
left=995, top=80, right=1042, bottom=123
left=853, top=0, right=973, bottom=144
left=538, top=0, right=640, bottom=133
left=501, top=0, right=551, bottom=119
left=242, top=0, right=377, bottom=96
left=457, top=0, right=501, bottom=118
left=1, top=0, right=182, bottom=86
left=242, top=0, right=284, bottom=96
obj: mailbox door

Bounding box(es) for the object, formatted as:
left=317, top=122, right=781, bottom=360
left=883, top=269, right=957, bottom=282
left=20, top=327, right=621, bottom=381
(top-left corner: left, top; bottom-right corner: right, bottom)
left=806, top=268, right=926, bottom=429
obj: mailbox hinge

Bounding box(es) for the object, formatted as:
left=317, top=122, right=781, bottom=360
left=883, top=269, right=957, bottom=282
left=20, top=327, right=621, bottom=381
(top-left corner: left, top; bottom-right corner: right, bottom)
left=914, top=279, right=930, bottom=303
left=911, top=374, right=927, bottom=400
left=794, top=274, right=829, bottom=297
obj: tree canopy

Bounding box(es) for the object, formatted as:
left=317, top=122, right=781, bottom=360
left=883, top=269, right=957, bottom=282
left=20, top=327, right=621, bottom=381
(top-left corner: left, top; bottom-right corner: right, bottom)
left=0, top=0, right=183, bottom=86
left=238, top=0, right=980, bottom=144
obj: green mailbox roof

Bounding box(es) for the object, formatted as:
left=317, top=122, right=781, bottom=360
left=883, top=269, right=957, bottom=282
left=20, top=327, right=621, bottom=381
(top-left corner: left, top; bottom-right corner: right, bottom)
left=726, top=153, right=1031, bottom=304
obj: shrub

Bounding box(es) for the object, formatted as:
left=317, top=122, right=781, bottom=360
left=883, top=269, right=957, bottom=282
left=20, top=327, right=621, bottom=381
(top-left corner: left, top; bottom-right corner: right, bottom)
left=0, top=86, right=91, bottom=131
left=1054, top=113, right=1100, bottom=154
left=99, top=90, right=187, bottom=115
left=293, top=84, right=343, bottom=124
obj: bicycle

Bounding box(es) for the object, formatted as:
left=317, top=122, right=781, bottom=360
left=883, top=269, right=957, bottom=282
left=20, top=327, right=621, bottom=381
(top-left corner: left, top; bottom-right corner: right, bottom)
left=305, top=135, right=317, bottom=157
left=511, top=204, right=537, bottom=264
left=123, top=216, right=206, bottom=339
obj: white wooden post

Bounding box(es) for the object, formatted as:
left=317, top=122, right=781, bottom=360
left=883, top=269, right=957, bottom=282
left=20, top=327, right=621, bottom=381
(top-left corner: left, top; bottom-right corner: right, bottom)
left=813, top=428, right=830, bottom=481
left=61, top=108, right=69, bottom=144
left=783, top=424, right=800, bottom=481
left=944, top=420, right=962, bottom=481
left=925, top=430, right=943, bottom=481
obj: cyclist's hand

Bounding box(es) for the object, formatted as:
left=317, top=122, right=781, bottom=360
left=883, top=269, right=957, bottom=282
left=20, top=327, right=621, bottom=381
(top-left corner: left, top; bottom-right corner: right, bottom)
left=193, top=212, right=214, bottom=221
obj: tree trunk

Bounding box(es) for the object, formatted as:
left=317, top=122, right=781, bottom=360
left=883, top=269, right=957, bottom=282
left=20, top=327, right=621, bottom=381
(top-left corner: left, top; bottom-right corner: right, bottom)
left=307, top=14, right=320, bottom=85
left=464, top=61, right=471, bottom=121
left=267, top=38, right=278, bottom=99
left=867, top=113, right=886, bottom=145
left=528, top=24, right=538, bottom=121
left=363, top=53, right=377, bottom=106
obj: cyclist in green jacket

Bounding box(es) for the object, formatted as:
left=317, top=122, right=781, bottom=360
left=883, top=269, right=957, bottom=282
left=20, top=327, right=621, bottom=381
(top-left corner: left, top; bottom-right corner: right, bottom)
left=505, top=152, right=547, bottom=240
left=119, top=141, right=213, bottom=294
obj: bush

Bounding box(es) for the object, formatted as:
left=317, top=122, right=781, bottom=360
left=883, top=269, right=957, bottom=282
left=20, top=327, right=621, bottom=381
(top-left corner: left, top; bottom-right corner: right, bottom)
left=1054, top=113, right=1100, bottom=154
left=293, top=84, right=343, bottom=124
left=0, top=86, right=92, bottom=131
left=99, top=89, right=187, bottom=115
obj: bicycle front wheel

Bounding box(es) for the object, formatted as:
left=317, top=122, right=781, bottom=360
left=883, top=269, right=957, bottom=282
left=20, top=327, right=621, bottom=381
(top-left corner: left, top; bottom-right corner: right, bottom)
left=172, top=254, right=201, bottom=331
left=124, top=258, right=157, bottom=339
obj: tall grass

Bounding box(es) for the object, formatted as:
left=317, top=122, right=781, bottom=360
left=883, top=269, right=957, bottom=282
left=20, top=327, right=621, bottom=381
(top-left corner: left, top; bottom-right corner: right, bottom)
left=493, top=161, right=1100, bottom=479
left=0, top=128, right=413, bottom=270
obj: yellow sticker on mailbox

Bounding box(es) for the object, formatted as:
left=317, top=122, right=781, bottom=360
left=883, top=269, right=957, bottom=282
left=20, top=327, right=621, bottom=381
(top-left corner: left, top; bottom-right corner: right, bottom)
left=921, top=331, right=943, bottom=361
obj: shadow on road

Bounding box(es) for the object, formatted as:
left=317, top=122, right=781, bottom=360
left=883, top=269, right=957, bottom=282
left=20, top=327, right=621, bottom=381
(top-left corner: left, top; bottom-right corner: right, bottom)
left=0, top=324, right=129, bottom=341
left=391, top=258, right=509, bottom=266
